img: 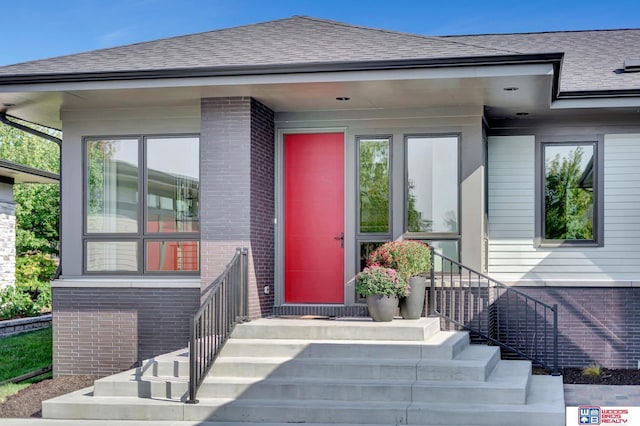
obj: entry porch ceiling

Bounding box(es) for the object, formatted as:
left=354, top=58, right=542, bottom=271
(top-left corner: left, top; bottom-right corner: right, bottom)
left=0, top=69, right=553, bottom=129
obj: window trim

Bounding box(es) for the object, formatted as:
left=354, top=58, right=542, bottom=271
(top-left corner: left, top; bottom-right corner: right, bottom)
left=535, top=135, right=604, bottom=248
left=82, top=133, right=201, bottom=275
left=403, top=133, right=461, bottom=239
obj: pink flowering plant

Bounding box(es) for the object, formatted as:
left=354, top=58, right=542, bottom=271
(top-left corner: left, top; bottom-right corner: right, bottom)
left=367, top=240, right=432, bottom=281
left=355, top=265, right=409, bottom=297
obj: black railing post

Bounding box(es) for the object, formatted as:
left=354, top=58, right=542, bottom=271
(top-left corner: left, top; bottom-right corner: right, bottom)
left=241, top=247, right=249, bottom=320
left=429, top=247, right=435, bottom=317
left=552, top=304, right=559, bottom=376
left=186, top=317, right=198, bottom=404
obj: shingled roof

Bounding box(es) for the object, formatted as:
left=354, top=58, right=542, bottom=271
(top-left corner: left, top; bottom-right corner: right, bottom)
left=0, top=16, right=638, bottom=95
left=0, top=16, right=515, bottom=77
left=443, top=30, right=640, bottom=93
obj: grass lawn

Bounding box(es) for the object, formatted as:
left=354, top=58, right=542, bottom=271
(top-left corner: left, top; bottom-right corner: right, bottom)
left=0, top=328, right=52, bottom=382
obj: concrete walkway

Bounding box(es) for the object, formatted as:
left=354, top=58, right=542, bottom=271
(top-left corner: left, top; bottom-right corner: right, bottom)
left=564, top=384, right=640, bottom=406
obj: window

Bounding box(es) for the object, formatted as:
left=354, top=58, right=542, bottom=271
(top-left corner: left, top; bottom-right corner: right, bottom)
left=357, top=137, right=391, bottom=234
left=405, top=135, right=459, bottom=236
left=536, top=136, right=603, bottom=247
left=84, top=135, right=200, bottom=273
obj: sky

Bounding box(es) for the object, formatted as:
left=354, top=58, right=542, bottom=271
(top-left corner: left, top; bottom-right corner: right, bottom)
left=2, top=0, right=639, bottom=66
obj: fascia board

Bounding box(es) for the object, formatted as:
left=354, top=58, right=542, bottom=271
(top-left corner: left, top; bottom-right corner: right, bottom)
left=0, top=63, right=556, bottom=94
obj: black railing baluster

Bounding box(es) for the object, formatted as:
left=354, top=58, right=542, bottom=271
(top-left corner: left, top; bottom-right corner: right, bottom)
left=187, top=248, right=249, bottom=404
left=429, top=248, right=559, bottom=373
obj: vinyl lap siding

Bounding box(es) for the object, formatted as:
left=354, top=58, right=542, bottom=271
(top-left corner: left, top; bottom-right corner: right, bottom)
left=487, top=134, right=640, bottom=284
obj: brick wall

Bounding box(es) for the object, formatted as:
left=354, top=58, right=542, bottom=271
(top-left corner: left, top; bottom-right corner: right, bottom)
left=52, top=287, right=199, bottom=376
left=200, top=97, right=275, bottom=318
left=440, top=285, right=640, bottom=369
left=0, top=200, right=16, bottom=288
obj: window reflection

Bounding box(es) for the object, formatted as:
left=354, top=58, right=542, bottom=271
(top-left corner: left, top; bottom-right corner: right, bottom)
left=544, top=144, right=594, bottom=240
left=146, top=137, right=200, bottom=233
left=406, top=136, right=458, bottom=233
left=87, top=139, right=139, bottom=233
left=359, top=138, right=390, bottom=233
left=146, top=240, right=199, bottom=272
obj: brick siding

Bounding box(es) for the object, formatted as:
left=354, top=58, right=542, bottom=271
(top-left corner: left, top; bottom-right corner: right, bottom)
left=200, top=97, right=275, bottom=319
left=52, top=287, right=199, bottom=376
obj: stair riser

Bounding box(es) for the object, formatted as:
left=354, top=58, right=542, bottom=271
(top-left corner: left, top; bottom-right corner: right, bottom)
left=219, top=340, right=468, bottom=361
left=232, top=321, right=441, bottom=341
left=42, top=401, right=184, bottom=421
left=183, top=404, right=408, bottom=424
left=145, top=360, right=190, bottom=377
left=211, top=360, right=497, bottom=382
left=195, top=382, right=527, bottom=404
left=407, top=408, right=564, bottom=426
left=93, top=380, right=188, bottom=400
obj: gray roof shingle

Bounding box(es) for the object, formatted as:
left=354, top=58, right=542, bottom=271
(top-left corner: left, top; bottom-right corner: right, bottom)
left=442, top=30, right=640, bottom=92
left=0, top=17, right=514, bottom=77
left=0, top=16, right=637, bottom=94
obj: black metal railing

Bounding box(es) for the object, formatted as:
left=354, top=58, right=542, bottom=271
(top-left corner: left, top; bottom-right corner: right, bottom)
left=187, top=248, right=248, bottom=404
left=429, top=249, right=559, bottom=375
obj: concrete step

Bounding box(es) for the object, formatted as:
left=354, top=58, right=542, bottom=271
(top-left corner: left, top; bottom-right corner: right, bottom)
left=196, top=360, right=530, bottom=404
left=218, top=331, right=469, bottom=361
left=210, top=344, right=499, bottom=382
left=93, top=356, right=526, bottom=405
left=138, top=348, right=190, bottom=378
left=231, top=317, right=441, bottom=341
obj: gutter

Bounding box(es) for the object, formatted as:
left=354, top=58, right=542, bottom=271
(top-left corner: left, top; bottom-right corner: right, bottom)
left=0, top=113, right=62, bottom=279
left=0, top=52, right=565, bottom=87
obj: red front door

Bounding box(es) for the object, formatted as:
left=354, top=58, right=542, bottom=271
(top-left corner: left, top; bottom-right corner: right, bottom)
left=284, top=133, right=344, bottom=303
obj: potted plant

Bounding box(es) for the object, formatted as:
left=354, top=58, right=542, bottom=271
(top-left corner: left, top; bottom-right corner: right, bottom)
left=367, top=240, right=432, bottom=319
left=355, top=265, right=409, bottom=322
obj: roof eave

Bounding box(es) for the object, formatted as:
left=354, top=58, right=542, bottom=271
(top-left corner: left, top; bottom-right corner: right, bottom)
left=0, top=53, right=564, bottom=86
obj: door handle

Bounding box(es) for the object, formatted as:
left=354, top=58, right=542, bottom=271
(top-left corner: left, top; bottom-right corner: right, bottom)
left=334, top=232, right=344, bottom=248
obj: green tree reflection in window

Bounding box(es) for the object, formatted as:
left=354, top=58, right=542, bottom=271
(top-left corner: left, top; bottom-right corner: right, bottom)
left=359, top=139, right=390, bottom=233
left=544, top=145, right=594, bottom=240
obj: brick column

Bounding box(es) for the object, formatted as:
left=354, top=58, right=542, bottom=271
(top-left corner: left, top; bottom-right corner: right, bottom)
left=200, top=97, right=275, bottom=318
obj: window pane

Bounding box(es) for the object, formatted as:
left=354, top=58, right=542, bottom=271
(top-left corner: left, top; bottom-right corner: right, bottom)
left=359, top=138, right=390, bottom=233
left=544, top=144, right=594, bottom=240
left=146, top=137, right=200, bottom=233
left=146, top=240, right=199, bottom=272
left=86, top=241, right=138, bottom=272
left=87, top=139, right=139, bottom=233
left=427, top=240, right=459, bottom=273
left=406, top=137, right=458, bottom=233
left=358, top=241, right=388, bottom=272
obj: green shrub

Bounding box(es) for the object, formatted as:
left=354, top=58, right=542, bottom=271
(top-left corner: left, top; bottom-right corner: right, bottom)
left=15, top=252, right=57, bottom=285
left=0, top=286, right=40, bottom=320
left=355, top=266, right=409, bottom=297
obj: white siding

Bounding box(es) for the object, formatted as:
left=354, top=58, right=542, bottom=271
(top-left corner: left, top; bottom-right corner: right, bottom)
left=488, top=134, right=640, bottom=285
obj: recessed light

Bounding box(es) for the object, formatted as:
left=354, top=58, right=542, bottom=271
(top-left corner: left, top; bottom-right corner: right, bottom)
left=503, top=87, right=519, bottom=91
left=2, top=103, right=15, bottom=107
left=335, top=97, right=350, bottom=101
left=516, top=112, right=529, bottom=116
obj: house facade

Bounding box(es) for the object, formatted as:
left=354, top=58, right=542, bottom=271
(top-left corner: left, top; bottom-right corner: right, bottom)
left=0, top=17, right=639, bottom=374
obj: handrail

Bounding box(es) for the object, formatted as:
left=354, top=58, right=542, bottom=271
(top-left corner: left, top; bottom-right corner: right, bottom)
left=187, top=247, right=248, bottom=404
left=429, top=249, right=559, bottom=375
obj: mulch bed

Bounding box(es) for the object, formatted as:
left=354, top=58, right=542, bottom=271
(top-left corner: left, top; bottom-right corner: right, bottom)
left=561, top=367, right=640, bottom=385
left=0, top=375, right=96, bottom=418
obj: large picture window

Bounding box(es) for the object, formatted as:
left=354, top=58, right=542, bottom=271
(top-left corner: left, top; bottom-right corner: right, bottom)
left=84, top=135, right=200, bottom=273
left=537, top=136, right=603, bottom=247
left=405, top=135, right=459, bottom=235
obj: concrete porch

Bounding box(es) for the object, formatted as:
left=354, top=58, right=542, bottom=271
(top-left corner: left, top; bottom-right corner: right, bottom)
left=41, top=317, right=565, bottom=425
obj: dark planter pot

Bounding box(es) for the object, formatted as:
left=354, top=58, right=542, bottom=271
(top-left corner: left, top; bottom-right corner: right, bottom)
left=400, top=276, right=427, bottom=319
left=365, top=295, right=398, bottom=322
